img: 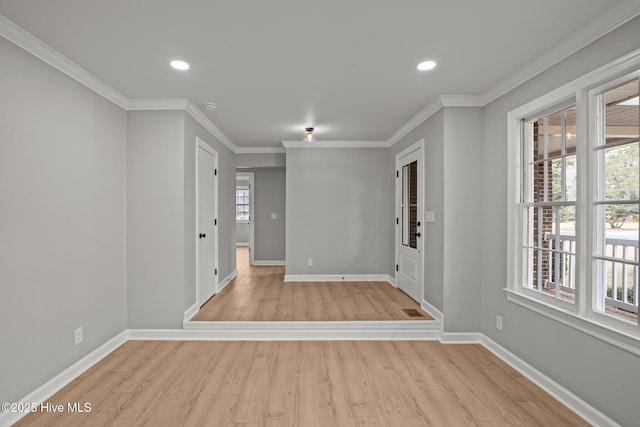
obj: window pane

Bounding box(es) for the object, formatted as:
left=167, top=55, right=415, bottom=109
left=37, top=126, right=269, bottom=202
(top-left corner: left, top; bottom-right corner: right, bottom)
left=596, top=259, right=638, bottom=323
left=601, top=143, right=639, bottom=201
left=565, top=155, right=577, bottom=202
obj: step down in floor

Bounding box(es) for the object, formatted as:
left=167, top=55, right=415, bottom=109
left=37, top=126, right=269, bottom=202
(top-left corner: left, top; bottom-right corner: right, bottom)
left=180, top=320, right=441, bottom=341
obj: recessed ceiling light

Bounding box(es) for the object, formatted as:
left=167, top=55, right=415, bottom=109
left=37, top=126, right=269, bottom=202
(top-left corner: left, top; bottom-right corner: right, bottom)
left=170, top=60, right=190, bottom=71
left=617, top=96, right=639, bottom=106
left=417, top=60, right=437, bottom=71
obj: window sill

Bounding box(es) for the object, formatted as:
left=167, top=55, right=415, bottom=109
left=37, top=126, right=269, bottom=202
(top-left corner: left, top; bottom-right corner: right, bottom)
left=504, top=288, right=640, bottom=357
left=236, top=221, right=250, bottom=225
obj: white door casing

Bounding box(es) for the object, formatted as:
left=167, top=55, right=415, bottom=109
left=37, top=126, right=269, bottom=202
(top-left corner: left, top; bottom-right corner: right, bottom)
left=236, top=172, right=255, bottom=265
left=196, top=138, right=218, bottom=306
left=395, top=139, right=424, bottom=303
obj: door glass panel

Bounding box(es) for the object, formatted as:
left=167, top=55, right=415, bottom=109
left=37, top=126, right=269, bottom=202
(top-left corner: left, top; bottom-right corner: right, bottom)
left=409, top=161, right=418, bottom=248
left=402, top=165, right=409, bottom=246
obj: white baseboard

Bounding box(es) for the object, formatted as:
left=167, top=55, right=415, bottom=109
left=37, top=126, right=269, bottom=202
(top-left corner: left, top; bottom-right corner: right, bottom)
left=142, top=320, right=440, bottom=341
left=388, top=275, right=397, bottom=287
left=480, top=335, right=618, bottom=427
left=0, top=330, right=128, bottom=427
left=236, top=242, right=249, bottom=246
left=284, top=274, right=392, bottom=283
left=439, top=332, right=482, bottom=344
left=420, top=299, right=443, bottom=322
left=252, top=260, right=285, bottom=266
left=183, top=303, right=199, bottom=322
left=218, top=269, right=237, bottom=293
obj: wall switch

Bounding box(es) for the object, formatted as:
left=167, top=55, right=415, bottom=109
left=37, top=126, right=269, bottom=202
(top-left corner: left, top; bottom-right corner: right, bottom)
left=496, top=315, right=503, bottom=331
left=271, top=213, right=277, bottom=219
left=308, top=258, right=313, bottom=266
left=425, top=211, right=435, bottom=223
left=74, top=327, right=83, bottom=345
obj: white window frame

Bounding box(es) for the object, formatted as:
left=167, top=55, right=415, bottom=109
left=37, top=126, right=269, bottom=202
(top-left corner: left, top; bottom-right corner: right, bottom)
left=235, top=186, right=250, bottom=223
left=506, top=48, right=640, bottom=355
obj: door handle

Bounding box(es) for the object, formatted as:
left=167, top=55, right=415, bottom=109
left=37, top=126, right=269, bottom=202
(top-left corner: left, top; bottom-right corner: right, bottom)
left=415, top=232, right=421, bottom=238
left=199, top=233, right=206, bottom=238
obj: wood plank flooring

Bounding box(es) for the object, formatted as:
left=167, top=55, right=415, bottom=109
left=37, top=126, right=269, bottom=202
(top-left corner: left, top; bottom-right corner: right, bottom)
left=14, top=340, right=587, bottom=426
left=192, top=247, right=432, bottom=321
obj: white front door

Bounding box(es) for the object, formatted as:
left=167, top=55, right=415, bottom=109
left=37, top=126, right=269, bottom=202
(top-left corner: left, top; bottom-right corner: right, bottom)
left=396, top=142, right=423, bottom=303
left=197, top=141, right=218, bottom=306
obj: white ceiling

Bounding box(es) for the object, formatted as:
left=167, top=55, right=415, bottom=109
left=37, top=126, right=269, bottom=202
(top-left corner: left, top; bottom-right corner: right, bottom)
left=0, top=0, right=635, bottom=147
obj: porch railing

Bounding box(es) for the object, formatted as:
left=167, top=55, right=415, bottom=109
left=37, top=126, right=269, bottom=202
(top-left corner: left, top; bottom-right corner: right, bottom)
left=545, top=232, right=639, bottom=314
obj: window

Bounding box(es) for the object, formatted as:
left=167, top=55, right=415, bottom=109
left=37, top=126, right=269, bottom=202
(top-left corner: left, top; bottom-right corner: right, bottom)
left=507, top=53, right=640, bottom=346
left=522, top=105, right=577, bottom=304
left=593, top=79, right=639, bottom=323
left=236, top=188, right=250, bottom=221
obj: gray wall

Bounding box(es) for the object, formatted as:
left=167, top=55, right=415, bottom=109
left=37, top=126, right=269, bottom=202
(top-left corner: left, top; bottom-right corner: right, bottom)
left=127, top=111, right=186, bottom=328
left=389, top=110, right=445, bottom=311
left=286, top=148, right=390, bottom=275
left=0, top=38, right=127, bottom=403
left=443, top=107, right=483, bottom=332
left=236, top=152, right=286, bottom=168
left=480, top=16, right=640, bottom=426
left=127, top=111, right=236, bottom=328
left=248, top=168, right=286, bottom=262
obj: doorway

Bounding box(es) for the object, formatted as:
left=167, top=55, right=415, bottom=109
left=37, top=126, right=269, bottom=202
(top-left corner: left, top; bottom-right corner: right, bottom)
left=395, top=139, right=424, bottom=303
left=196, top=138, right=219, bottom=306
left=236, top=172, right=255, bottom=265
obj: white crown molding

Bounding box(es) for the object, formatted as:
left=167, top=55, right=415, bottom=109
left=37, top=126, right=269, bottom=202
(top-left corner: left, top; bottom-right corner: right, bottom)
left=282, top=141, right=388, bottom=149
left=235, top=146, right=286, bottom=154
left=184, top=100, right=237, bottom=152
left=386, top=96, right=444, bottom=146
left=0, top=14, right=129, bottom=110
left=126, top=98, right=190, bottom=110
left=479, top=0, right=640, bottom=106
left=386, top=1, right=640, bottom=147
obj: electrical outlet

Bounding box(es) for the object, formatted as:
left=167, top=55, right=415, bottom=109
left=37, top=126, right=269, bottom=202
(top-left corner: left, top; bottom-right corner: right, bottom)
left=74, top=327, right=83, bottom=345
left=307, top=258, right=313, bottom=266
left=271, top=213, right=277, bottom=219
left=496, top=316, right=503, bottom=331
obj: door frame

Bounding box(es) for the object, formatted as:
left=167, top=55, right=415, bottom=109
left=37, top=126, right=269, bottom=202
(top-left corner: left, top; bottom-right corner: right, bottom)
left=195, top=137, right=219, bottom=306
left=236, top=171, right=255, bottom=265
left=394, top=138, right=425, bottom=303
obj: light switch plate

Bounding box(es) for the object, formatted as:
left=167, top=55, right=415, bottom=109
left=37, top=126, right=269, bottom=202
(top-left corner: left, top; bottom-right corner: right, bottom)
left=271, top=213, right=277, bottom=219
left=425, top=211, right=435, bottom=223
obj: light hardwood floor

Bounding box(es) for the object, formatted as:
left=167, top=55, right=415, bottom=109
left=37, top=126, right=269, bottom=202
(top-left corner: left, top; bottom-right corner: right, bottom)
left=14, top=340, right=587, bottom=426
left=192, top=247, right=433, bottom=321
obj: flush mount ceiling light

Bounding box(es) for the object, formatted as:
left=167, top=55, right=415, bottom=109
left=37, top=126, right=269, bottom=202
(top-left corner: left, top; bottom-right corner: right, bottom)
left=304, top=127, right=316, bottom=142
left=170, top=60, right=190, bottom=71
left=617, top=96, right=639, bottom=106
left=417, top=60, right=437, bottom=71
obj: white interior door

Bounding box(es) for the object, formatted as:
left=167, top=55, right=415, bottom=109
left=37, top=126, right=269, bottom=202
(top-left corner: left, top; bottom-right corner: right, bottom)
left=396, top=143, right=423, bottom=303
left=197, top=141, right=218, bottom=306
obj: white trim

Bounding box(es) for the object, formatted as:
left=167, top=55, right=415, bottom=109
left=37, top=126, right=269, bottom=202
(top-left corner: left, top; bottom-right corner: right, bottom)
left=439, top=332, right=482, bottom=344
left=236, top=242, right=249, bottom=247
left=283, top=274, right=392, bottom=283
left=235, top=146, right=286, bottom=154
left=386, top=5, right=640, bottom=147
left=185, top=101, right=236, bottom=152
left=481, top=335, right=619, bottom=427
left=0, top=331, right=128, bottom=427
left=386, top=97, right=444, bottom=146
left=236, top=172, right=255, bottom=264
left=506, top=290, right=640, bottom=357
left=219, top=269, right=238, bottom=293
left=420, top=299, right=443, bottom=323
left=388, top=275, right=397, bottom=287
left=0, top=14, right=129, bottom=110
left=183, top=303, right=199, bottom=322
left=252, top=260, right=286, bottom=266
left=126, top=98, right=190, bottom=110
left=169, top=320, right=441, bottom=341
left=281, top=141, right=388, bottom=149
left=480, top=0, right=640, bottom=106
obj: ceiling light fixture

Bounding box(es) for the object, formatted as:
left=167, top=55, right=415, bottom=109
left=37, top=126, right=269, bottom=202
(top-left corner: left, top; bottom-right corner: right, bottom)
left=617, top=96, right=639, bottom=106
left=304, top=127, right=316, bottom=142
left=170, top=60, right=190, bottom=71
left=417, top=60, right=437, bottom=71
